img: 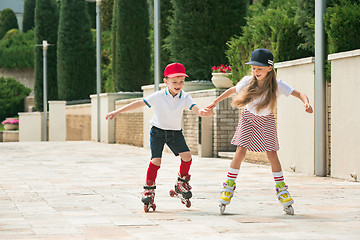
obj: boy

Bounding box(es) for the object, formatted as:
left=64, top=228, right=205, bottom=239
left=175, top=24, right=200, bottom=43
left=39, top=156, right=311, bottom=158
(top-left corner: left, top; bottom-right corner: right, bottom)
left=105, top=63, right=212, bottom=212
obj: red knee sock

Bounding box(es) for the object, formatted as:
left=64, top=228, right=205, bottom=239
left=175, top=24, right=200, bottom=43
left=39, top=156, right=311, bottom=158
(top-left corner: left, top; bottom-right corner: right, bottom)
left=146, top=162, right=160, bottom=183
left=179, top=159, right=192, bottom=177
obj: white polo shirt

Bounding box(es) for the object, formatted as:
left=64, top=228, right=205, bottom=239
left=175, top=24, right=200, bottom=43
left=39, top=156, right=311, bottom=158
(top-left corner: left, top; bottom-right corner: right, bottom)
left=235, top=76, right=294, bottom=116
left=143, top=87, right=196, bottom=130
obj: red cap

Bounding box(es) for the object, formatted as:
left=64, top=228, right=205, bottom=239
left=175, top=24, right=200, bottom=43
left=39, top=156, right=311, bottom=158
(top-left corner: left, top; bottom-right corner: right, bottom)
left=164, top=63, right=189, bottom=78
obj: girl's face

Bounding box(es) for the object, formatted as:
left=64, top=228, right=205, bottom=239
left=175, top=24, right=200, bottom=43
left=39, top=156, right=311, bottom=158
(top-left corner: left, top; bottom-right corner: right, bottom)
left=251, top=65, right=273, bottom=82
left=164, top=76, right=185, bottom=96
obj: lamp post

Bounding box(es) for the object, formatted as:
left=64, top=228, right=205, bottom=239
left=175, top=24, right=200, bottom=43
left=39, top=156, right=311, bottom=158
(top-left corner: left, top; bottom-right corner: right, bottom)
left=35, top=40, right=53, bottom=141
left=154, top=0, right=160, bottom=91
left=314, top=0, right=327, bottom=176
left=87, top=0, right=102, bottom=142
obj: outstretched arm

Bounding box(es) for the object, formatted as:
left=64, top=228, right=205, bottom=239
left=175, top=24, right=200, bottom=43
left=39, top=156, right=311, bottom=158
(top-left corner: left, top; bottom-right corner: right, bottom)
left=105, top=100, right=146, bottom=120
left=206, top=86, right=237, bottom=110
left=191, top=105, right=214, bottom=117
left=291, top=90, right=313, bottom=113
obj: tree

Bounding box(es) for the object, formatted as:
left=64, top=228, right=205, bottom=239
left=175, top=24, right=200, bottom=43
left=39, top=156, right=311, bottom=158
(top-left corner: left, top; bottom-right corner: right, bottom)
left=23, top=0, right=36, bottom=32
left=112, top=0, right=151, bottom=91
left=57, top=0, right=96, bottom=101
left=101, top=0, right=113, bottom=31
left=166, top=0, right=248, bottom=81
left=34, top=0, right=59, bottom=111
left=0, top=8, right=19, bottom=39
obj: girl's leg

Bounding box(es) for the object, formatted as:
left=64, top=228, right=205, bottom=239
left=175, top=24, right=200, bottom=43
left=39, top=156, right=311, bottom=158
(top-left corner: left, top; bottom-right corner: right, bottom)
left=230, top=146, right=247, bottom=169
left=266, top=151, right=294, bottom=213
left=219, top=146, right=247, bottom=206
left=266, top=151, right=285, bottom=183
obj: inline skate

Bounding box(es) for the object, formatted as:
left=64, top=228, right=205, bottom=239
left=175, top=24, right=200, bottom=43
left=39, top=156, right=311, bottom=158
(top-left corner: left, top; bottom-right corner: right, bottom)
left=141, top=180, right=156, bottom=212
left=219, top=179, right=236, bottom=214
left=275, top=182, right=294, bottom=215
left=169, top=174, right=192, bottom=208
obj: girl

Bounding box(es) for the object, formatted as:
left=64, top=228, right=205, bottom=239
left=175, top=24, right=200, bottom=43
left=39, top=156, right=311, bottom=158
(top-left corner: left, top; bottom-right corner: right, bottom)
left=206, top=48, right=313, bottom=215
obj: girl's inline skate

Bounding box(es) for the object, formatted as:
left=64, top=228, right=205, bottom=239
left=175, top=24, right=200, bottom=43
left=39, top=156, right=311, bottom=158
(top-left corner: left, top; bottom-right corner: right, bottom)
left=219, top=179, right=236, bottom=214
left=275, top=182, right=294, bottom=215
left=169, top=174, right=192, bottom=208
left=141, top=180, right=156, bottom=212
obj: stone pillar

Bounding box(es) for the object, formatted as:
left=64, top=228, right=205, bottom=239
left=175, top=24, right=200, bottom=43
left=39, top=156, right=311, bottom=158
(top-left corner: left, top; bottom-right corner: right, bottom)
left=49, top=101, right=66, bottom=141
left=91, top=92, right=142, bottom=143
left=18, top=112, right=44, bottom=141
left=328, top=49, right=360, bottom=182
left=275, top=57, right=315, bottom=175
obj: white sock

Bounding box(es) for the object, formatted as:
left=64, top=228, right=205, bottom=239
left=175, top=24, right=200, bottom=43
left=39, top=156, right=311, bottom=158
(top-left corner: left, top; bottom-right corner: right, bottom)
left=227, top=168, right=239, bottom=181
left=272, top=171, right=284, bottom=184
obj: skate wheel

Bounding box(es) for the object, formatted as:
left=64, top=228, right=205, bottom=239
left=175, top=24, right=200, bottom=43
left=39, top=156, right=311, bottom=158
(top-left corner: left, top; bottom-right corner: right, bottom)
left=284, top=205, right=294, bottom=215
left=169, top=190, right=176, bottom=197
left=220, top=204, right=226, bottom=215
left=185, top=200, right=191, bottom=208
left=144, top=204, right=150, bottom=213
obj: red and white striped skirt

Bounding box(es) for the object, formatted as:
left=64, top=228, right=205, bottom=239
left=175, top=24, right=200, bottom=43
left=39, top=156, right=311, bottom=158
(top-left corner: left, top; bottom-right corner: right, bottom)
left=231, top=109, right=279, bottom=152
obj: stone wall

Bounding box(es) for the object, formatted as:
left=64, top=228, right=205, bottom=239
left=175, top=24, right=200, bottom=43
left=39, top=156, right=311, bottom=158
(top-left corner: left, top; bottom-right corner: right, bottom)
left=66, top=104, right=91, bottom=141
left=114, top=98, right=143, bottom=147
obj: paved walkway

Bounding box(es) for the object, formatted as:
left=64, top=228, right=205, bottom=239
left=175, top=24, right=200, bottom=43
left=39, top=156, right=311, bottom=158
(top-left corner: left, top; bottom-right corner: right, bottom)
left=0, top=142, right=359, bottom=240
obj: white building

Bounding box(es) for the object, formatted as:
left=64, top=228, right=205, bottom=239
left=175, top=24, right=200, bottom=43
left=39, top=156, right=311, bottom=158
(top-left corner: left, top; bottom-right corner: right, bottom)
left=0, top=0, right=24, bottom=31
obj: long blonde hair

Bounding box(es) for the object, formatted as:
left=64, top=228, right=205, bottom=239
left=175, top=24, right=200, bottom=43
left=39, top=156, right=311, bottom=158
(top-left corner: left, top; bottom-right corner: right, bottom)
left=232, top=69, right=277, bottom=112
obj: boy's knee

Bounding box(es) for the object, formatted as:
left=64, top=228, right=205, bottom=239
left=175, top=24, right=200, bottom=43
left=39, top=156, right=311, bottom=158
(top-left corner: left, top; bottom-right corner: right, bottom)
left=179, top=151, right=192, bottom=161
left=151, top=158, right=162, bottom=166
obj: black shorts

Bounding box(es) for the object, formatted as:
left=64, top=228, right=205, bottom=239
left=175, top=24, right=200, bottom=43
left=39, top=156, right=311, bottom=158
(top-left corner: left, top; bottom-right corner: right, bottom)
left=150, top=126, right=190, bottom=159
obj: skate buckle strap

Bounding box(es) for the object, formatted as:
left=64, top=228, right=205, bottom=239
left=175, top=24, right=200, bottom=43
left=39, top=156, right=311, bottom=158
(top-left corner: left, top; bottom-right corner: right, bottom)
left=223, top=182, right=236, bottom=191
left=178, top=175, right=191, bottom=182
left=144, top=185, right=156, bottom=190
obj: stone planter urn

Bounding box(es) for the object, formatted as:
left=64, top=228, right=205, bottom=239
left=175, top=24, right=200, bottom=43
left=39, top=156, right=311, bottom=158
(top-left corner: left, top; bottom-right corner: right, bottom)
left=211, top=73, right=234, bottom=88
left=4, top=124, right=18, bottom=130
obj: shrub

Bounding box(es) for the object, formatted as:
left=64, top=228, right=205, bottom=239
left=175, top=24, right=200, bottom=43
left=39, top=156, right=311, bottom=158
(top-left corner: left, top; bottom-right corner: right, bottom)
left=0, top=77, right=31, bottom=122
left=23, top=0, right=36, bottom=32
left=325, top=0, right=360, bottom=54
left=57, top=0, right=96, bottom=101
left=226, top=0, right=312, bottom=83
left=0, top=29, right=34, bottom=69
left=0, top=8, right=19, bottom=39
left=166, top=0, right=248, bottom=81
left=34, top=0, right=59, bottom=111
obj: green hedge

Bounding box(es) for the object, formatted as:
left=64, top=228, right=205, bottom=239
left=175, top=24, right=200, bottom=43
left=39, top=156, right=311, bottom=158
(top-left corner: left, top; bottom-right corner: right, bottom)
left=0, top=77, right=31, bottom=122
left=0, top=29, right=34, bottom=69
left=57, top=0, right=96, bottom=101
left=226, top=0, right=312, bottom=83
left=325, top=0, right=360, bottom=54
left=166, top=0, right=248, bottom=81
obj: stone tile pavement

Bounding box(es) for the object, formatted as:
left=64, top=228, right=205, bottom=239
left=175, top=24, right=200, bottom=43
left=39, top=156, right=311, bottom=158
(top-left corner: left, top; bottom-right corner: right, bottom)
left=0, top=141, right=359, bottom=240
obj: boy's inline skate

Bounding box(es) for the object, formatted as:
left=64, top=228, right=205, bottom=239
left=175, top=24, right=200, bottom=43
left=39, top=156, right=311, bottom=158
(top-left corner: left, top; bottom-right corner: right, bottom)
left=275, top=182, right=294, bottom=215
left=169, top=174, right=192, bottom=208
left=141, top=180, right=156, bottom=212
left=219, top=179, right=236, bottom=214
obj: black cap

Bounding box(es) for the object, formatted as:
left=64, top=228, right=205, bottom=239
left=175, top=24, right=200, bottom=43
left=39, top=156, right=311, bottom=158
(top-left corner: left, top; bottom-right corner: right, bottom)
left=245, top=48, right=274, bottom=66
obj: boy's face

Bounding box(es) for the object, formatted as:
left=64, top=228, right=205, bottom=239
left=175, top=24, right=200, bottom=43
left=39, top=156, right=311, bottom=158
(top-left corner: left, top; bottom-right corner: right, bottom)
left=164, top=76, right=185, bottom=96
left=251, top=65, right=272, bottom=82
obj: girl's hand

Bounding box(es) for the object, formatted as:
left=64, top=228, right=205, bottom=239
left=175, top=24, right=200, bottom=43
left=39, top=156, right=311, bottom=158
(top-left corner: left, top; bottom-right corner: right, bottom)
left=304, top=103, right=313, bottom=114
left=205, top=102, right=217, bottom=110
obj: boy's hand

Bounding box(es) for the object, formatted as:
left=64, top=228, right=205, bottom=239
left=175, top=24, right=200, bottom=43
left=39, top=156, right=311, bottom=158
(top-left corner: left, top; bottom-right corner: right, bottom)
left=199, top=108, right=213, bottom=117
left=105, top=111, right=118, bottom=120
left=305, top=103, right=313, bottom=114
